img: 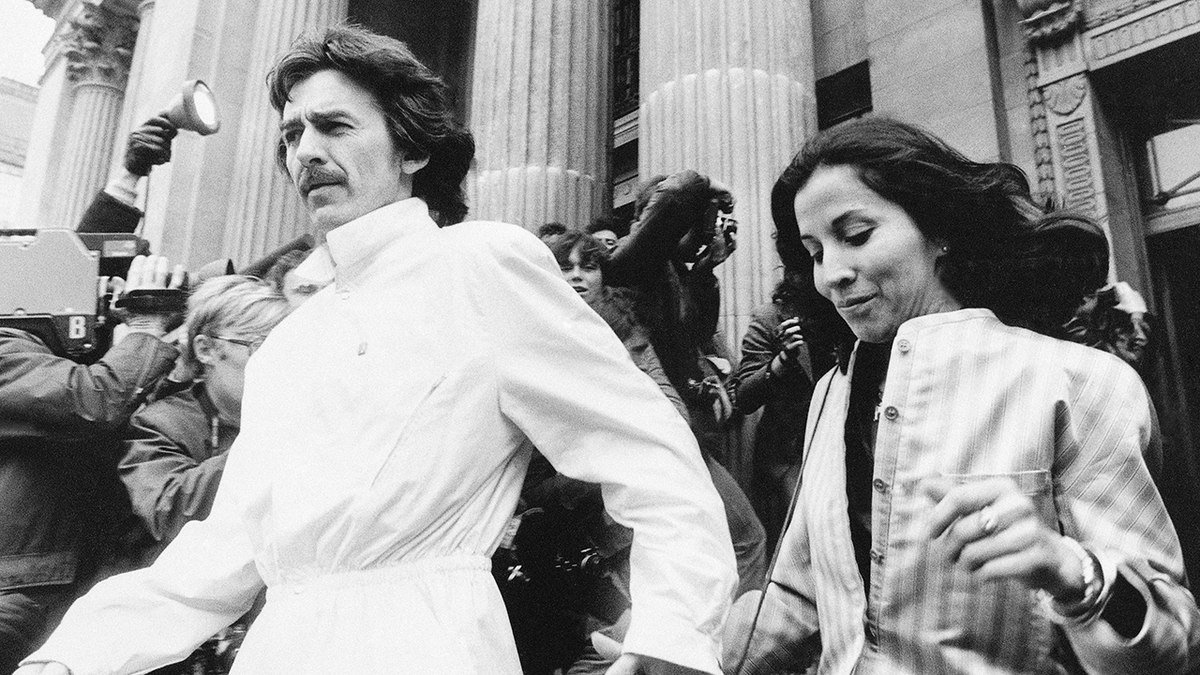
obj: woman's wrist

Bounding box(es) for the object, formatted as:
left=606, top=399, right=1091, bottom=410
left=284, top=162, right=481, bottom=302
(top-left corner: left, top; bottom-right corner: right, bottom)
left=1040, top=537, right=1105, bottom=625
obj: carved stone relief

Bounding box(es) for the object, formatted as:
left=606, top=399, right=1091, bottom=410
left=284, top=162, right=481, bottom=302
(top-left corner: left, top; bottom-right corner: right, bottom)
left=1016, top=0, right=1082, bottom=43
left=61, top=4, right=137, bottom=88
left=1044, top=74, right=1089, bottom=114
left=1056, top=118, right=1098, bottom=214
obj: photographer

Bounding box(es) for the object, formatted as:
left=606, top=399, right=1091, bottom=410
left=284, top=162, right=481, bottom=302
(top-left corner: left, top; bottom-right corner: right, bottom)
left=603, top=170, right=738, bottom=430
left=0, top=255, right=184, bottom=673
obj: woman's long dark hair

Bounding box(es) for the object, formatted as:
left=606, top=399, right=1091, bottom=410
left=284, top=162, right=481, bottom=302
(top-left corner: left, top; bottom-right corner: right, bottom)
left=771, top=117, right=1108, bottom=350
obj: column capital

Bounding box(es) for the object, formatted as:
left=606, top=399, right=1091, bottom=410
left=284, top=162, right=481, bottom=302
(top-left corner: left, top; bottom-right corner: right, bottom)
left=1015, top=0, right=1081, bottom=44
left=61, top=3, right=137, bottom=88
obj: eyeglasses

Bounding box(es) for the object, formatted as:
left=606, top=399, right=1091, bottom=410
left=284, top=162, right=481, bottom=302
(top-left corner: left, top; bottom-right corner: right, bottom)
left=211, top=335, right=267, bottom=355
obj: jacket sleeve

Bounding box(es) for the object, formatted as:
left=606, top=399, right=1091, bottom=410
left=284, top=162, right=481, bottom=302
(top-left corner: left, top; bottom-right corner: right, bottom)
left=472, top=227, right=737, bottom=675
left=732, top=305, right=812, bottom=415
left=0, top=330, right=177, bottom=432
left=1054, top=359, right=1200, bottom=675
left=119, top=402, right=229, bottom=542
left=76, top=190, right=143, bottom=233
left=22, top=428, right=262, bottom=675
left=605, top=170, right=722, bottom=287
left=722, top=372, right=832, bottom=675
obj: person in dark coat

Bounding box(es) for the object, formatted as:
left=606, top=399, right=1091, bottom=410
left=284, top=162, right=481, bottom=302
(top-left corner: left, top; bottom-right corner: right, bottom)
left=0, top=255, right=183, bottom=673
left=119, top=276, right=292, bottom=563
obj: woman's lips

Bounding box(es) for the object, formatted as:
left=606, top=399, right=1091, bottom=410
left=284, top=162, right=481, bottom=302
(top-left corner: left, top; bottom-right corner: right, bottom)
left=837, top=294, right=875, bottom=310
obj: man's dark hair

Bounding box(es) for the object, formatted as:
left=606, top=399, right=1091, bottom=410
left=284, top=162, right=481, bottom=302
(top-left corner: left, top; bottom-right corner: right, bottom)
left=536, top=222, right=568, bottom=240
left=268, top=24, right=474, bottom=226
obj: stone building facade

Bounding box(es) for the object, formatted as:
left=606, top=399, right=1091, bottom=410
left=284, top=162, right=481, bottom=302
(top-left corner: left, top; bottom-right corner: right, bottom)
left=18, top=0, right=1200, bottom=574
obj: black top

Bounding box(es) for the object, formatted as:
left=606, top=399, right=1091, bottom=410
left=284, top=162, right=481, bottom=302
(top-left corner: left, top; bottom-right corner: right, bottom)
left=844, top=340, right=891, bottom=589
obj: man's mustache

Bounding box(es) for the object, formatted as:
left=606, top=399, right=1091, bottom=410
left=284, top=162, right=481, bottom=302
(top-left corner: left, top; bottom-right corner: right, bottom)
left=298, top=166, right=344, bottom=195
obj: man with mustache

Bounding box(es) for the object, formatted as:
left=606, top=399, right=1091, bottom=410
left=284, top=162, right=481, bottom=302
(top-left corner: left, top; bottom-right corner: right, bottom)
left=18, top=25, right=736, bottom=675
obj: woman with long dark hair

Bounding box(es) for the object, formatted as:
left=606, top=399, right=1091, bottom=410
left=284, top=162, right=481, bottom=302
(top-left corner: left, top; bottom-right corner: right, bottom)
left=724, top=118, right=1198, bottom=675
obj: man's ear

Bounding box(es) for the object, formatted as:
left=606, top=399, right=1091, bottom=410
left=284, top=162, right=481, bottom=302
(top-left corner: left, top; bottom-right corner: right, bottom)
left=400, top=155, right=430, bottom=175
left=192, top=334, right=219, bottom=366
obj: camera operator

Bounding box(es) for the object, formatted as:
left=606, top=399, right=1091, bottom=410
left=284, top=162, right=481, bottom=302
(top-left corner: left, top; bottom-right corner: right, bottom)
left=0, top=254, right=185, bottom=673
left=76, top=115, right=177, bottom=234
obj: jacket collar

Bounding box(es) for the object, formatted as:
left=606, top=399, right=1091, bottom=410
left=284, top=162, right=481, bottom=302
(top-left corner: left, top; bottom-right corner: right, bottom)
left=293, top=198, right=437, bottom=287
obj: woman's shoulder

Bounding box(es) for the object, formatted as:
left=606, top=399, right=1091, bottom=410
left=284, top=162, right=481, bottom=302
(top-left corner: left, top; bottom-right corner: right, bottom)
left=965, top=313, right=1146, bottom=397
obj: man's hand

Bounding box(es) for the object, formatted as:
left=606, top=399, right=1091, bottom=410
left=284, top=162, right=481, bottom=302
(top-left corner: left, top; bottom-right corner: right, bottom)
left=112, top=254, right=187, bottom=340
left=124, top=115, right=178, bottom=177
left=606, top=654, right=711, bottom=675
left=13, top=662, right=71, bottom=675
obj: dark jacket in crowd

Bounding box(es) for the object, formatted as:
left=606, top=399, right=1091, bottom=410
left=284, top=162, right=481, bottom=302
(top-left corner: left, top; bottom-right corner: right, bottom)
left=603, top=170, right=726, bottom=400
left=119, top=382, right=238, bottom=564
left=732, top=301, right=819, bottom=550
left=76, top=191, right=141, bottom=234
left=0, top=328, right=176, bottom=671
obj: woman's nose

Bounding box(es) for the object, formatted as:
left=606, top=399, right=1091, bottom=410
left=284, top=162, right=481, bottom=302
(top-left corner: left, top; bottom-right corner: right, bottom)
left=819, top=249, right=856, bottom=289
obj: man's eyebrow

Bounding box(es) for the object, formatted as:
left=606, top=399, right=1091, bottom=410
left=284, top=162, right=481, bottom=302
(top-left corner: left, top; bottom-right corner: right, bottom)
left=279, top=109, right=355, bottom=132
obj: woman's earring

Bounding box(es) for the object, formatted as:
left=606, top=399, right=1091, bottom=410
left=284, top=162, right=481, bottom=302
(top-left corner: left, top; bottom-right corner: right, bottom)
left=940, top=245, right=949, bottom=254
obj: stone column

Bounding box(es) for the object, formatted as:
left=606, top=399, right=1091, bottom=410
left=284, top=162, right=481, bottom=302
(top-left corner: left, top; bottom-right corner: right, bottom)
left=469, top=0, right=611, bottom=230
left=106, top=0, right=156, bottom=181
left=639, top=0, right=816, bottom=357
left=223, top=0, right=348, bottom=266
left=639, top=1, right=815, bottom=491
left=52, top=3, right=136, bottom=229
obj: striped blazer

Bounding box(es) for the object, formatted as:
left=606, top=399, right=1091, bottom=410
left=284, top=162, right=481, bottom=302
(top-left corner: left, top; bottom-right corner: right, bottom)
left=727, top=308, right=1198, bottom=675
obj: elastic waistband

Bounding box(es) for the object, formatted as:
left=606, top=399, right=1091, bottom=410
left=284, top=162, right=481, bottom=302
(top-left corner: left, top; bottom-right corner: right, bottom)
left=270, top=554, right=490, bottom=595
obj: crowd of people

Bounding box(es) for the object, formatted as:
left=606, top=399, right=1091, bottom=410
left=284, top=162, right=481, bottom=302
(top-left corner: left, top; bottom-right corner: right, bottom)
left=0, top=22, right=1195, bottom=675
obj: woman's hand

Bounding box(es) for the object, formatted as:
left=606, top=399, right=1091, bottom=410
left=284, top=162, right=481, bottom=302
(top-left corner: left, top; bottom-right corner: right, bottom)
left=13, top=662, right=71, bottom=675
left=921, top=476, right=1087, bottom=601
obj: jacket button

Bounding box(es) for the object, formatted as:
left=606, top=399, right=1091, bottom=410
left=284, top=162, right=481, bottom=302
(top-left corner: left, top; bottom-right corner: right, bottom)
left=883, top=406, right=899, bottom=421
left=897, top=339, right=911, bottom=353
left=869, top=548, right=884, bottom=564
left=872, top=478, right=887, bottom=493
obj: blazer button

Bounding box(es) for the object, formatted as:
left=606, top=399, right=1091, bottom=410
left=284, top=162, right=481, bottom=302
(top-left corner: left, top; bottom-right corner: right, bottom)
left=872, top=478, right=887, bottom=493
left=897, top=339, right=911, bottom=353
left=883, top=406, right=899, bottom=421
left=869, top=548, right=885, bottom=564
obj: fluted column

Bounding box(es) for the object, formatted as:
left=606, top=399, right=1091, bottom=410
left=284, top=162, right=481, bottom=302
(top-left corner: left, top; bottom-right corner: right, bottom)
left=469, top=0, right=610, bottom=230
left=223, top=0, right=348, bottom=266
left=53, top=4, right=136, bottom=229
left=640, top=0, right=816, bottom=354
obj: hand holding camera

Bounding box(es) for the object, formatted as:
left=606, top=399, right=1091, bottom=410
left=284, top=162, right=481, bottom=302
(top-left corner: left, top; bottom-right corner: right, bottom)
left=112, top=254, right=187, bottom=339
left=693, top=182, right=737, bottom=273
left=771, top=316, right=805, bottom=377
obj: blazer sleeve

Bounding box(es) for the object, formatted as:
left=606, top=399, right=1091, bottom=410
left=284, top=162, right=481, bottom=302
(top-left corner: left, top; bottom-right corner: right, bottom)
left=1053, top=357, right=1200, bottom=675
left=722, top=372, right=832, bottom=675
left=471, top=226, right=737, bottom=675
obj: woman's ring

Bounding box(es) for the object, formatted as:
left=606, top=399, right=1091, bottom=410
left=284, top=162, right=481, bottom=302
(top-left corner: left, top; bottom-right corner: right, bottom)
left=979, top=506, right=998, bottom=535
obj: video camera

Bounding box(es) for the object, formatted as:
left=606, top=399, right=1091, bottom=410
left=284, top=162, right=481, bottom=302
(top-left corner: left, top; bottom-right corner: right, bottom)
left=0, top=229, right=184, bottom=359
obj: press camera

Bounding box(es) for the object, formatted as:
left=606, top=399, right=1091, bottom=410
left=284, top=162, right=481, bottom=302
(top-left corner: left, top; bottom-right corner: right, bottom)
left=0, top=228, right=182, bottom=358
